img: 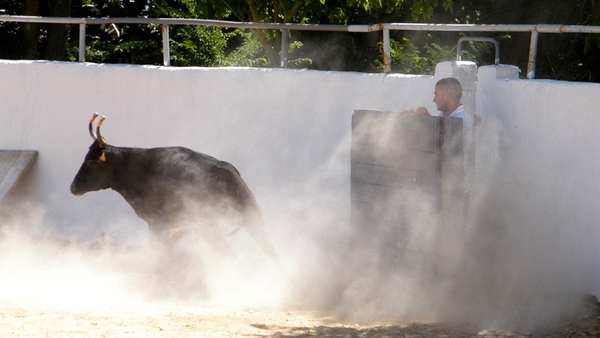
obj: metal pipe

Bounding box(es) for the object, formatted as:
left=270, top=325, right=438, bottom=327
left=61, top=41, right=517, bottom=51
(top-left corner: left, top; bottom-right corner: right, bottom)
left=457, top=37, right=500, bottom=65
left=3, top=16, right=600, bottom=34
left=3, top=15, right=600, bottom=74
left=527, top=31, right=539, bottom=79
left=382, top=28, right=391, bottom=73
left=280, top=29, right=288, bottom=68
left=381, top=22, right=600, bottom=33
left=162, top=24, right=170, bottom=66
left=78, top=23, right=86, bottom=62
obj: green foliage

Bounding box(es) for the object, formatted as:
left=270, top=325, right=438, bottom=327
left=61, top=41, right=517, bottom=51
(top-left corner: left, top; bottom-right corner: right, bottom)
left=219, top=30, right=312, bottom=68
left=379, top=31, right=498, bottom=74
left=3, top=0, right=600, bottom=81
left=219, top=30, right=271, bottom=67
left=379, top=36, right=455, bottom=74
left=170, top=26, right=231, bottom=66
left=584, top=34, right=600, bottom=55
left=205, top=0, right=456, bottom=67
left=286, top=41, right=313, bottom=68
left=61, top=0, right=236, bottom=66
left=409, top=0, right=454, bottom=20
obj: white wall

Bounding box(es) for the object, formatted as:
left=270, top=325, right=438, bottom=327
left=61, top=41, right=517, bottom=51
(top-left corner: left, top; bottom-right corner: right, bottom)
left=465, top=65, right=600, bottom=325
left=3, top=59, right=600, bottom=327
left=0, top=60, right=436, bottom=240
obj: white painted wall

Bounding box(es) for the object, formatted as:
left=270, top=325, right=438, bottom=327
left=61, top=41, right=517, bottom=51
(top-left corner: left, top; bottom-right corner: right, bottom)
left=0, top=60, right=437, bottom=241
left=2, top=59, right=600, bottom=326
left=469, top=65, right=600, bottom=317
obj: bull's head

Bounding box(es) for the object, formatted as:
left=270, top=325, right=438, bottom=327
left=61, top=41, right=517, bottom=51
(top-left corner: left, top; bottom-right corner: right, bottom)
left=70, top=113, right=113, bottom=196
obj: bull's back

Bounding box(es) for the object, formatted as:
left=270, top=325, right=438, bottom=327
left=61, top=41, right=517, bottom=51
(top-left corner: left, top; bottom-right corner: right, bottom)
left=127, top=147, right=273, bottom=258
left=150, top=147, right=258, bottom=211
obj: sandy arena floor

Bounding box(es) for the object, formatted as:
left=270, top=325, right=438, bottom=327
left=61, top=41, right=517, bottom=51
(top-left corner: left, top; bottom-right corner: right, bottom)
left=0, top=299, right=598, bottom=337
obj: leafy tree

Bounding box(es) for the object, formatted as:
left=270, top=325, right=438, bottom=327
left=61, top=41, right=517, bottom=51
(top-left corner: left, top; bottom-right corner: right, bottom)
left=382, top=37, right=452, bottom=74
left=204, top=0, right=456, bottom=67
left=448, top=0, right=600, bottom=81
left=0, top=0, right=235, bottom=66
left=67, top=0, right=234, bottom=66
left=1, top=0, right=599, bottom=81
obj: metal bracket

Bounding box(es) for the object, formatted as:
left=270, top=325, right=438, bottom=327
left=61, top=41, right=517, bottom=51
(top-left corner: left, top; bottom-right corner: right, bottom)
left=457, top=37, right=500, bottom=66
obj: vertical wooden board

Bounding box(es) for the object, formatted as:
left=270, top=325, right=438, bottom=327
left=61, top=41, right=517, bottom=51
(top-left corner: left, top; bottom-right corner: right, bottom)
left=351, top=110, right=466, bottom=269
left=352, top=110, right=436, bottom=152
left=351, top=143, right=436, bottom=172
left=439, top=117, right=464, bottom=213
left=351, top=181, right=437, bottom=211
left=351, top=110, right=441, bottom=217
left=351, top=200, right=437, bottom=264
left=351, top=163, right=436, bottom=192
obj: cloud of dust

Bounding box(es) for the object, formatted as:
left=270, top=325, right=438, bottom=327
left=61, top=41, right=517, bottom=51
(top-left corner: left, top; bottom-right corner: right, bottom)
left=0, top=106, right=597, bottom=334
left=0, top=207, right=149, bottom=311
left=436, top=116, right=599, bottom=332
left=276, top=111, right=599, bottom=333
left=0, top=199, right=289, bottom=312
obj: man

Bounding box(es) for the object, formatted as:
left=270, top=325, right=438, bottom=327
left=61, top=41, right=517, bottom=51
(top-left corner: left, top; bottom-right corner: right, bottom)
left=402, top=77, right=472, bottom=139
left=403, top=77, right=473, bottom=202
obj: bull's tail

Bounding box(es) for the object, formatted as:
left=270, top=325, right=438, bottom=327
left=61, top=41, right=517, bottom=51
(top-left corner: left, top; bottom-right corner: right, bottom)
left=242, top=207, right=279, bottom=261
left=230, top=175, right=279, bottom=261
left=248, top=226, right=279, bottom=261
left=226, top=217, right=278, bottom=261
left=226, top=224, right=243, bottom=237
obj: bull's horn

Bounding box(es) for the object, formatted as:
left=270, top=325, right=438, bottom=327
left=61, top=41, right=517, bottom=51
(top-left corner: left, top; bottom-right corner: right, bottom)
left=96, top=115, right=107, bottom=148
left=88, top=113, right=99, bottom=141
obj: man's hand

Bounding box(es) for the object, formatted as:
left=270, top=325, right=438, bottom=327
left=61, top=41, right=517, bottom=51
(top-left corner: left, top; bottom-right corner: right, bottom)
left=401, top=107, right=430, bottom=116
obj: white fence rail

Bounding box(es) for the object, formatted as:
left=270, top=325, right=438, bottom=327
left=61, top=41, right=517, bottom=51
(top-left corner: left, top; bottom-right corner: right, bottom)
left=2, top=15, right=600, bottom=78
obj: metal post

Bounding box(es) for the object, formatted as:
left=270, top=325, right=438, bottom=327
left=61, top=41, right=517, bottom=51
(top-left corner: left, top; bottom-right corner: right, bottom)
left=162, top=24, right=170, bottom=66
left=382, top=28, right=391, bottom=73
left=280, top=29, right=289, bottom=68
left=78, top=23, right=86, bottom=62
left=527, top=30, right=539, bottom=79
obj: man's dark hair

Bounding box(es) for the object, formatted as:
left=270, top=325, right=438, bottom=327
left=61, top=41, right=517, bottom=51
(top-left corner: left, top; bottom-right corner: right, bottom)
left=436, top=78, right=463, bottom=103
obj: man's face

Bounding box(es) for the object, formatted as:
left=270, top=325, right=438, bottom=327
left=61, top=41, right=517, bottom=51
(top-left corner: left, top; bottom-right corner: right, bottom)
left=433, top=86, right=450, bottom=113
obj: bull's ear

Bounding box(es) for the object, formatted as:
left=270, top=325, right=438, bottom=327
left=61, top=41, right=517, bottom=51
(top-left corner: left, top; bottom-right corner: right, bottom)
left=98, top=152, right=107, bottom=162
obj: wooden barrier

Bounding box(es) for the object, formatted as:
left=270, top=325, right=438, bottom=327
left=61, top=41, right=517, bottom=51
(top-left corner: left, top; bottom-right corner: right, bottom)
left=351, top=110, right=464, bottom=268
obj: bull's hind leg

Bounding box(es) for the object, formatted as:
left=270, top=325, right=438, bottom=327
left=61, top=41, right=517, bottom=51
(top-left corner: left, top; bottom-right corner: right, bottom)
left=149, top=224, right=209, bottom=300
left=196, top=222, right=237, bottom=258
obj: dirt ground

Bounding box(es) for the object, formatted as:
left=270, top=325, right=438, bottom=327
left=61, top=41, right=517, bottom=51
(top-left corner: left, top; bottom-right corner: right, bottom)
left=0, top=299, right=598, bottom=337
left=0, top=229, right=597, bottom=337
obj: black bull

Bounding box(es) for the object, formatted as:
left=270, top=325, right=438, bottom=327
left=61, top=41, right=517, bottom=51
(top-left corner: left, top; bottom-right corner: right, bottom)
left=70, top=114, right=277, bottom=259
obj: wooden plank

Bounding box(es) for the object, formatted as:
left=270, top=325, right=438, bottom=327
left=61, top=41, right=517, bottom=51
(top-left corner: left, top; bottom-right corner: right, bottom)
left=439, top=118, right=465, bottom=212
left=351, top=110, right=441, bottom=214
left=351, top=143, right=436, bottom=172
left=350, top=109, right=466, bottom=268
left=351, top=201, right=436, bottom=254
left=351, top=163, right=436, bottom=191
left=351, top=181, right=437, bottom=212
left=0, top=150, right=38, bottom=202
left=352, top=110, right=437, bottom=152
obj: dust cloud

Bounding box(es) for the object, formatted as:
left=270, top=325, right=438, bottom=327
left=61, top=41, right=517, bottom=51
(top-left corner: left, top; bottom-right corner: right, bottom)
left=0, top=203, right=289, bottom=312
left=0, top=111, right=597, bottom=335
left=278, top=112, right=598, bottom=333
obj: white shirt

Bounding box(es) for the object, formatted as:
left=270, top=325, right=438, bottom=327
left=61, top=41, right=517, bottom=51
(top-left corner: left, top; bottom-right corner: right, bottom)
left=443, top=105, right=472, bottom=140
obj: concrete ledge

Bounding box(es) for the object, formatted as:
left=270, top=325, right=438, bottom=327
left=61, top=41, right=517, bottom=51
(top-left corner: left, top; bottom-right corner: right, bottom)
left=0, top=150, right=38, bottom=202
left=478, top=64, right=520, bottom=80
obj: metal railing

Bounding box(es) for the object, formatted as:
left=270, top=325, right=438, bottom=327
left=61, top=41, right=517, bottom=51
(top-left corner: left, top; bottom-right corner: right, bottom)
left=457, top=37, right=500, bottom=66
left=2, top=15, right=600, bottom=79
